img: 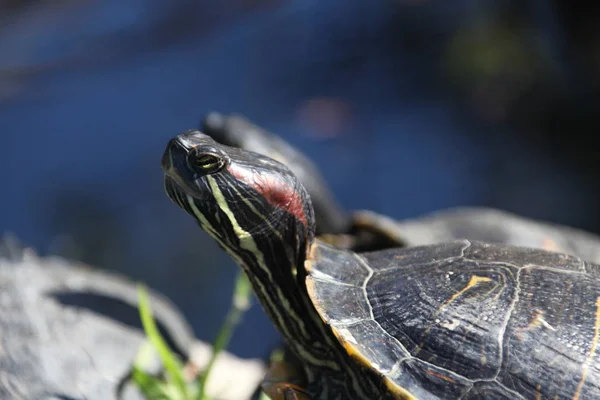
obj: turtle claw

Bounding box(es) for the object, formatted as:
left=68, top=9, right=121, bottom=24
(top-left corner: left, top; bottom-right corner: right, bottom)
left=261, top=356, right=311, bottom=400
left=261, top=383, right=312, bottom=400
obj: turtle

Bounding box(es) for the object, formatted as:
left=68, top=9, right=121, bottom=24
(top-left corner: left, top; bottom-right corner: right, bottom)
left=200, top=112, right=600, bottom=263
left=162, top=129, right=600, bottom=399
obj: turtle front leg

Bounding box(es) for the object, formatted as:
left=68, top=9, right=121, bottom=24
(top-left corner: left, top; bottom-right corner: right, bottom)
left=262, top=382, right=312, bottom=400
left=261, top=358, right=312, bottom=400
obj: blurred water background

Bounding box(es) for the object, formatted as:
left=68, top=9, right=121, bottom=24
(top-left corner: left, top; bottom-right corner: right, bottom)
left=1, top=0, right=600, bottom=359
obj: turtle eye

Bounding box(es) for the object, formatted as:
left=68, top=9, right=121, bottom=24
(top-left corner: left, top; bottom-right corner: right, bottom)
left=188, top=152, right=224, bottom=174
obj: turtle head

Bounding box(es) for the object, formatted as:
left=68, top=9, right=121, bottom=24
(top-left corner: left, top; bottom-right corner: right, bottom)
left=162, top=129, right=316, bottom=270
left=163, top=130, right=342, bottom=369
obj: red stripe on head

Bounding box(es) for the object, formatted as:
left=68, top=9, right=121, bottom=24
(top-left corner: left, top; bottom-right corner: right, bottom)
left=227, top=164, right=307, bottom=226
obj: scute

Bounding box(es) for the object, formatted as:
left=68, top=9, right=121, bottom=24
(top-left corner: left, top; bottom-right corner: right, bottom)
left=366, top=240, right=470, bottom=271
left=307, top=241, right=368, bottom=286
left=463, top=241, right=586, bottom=272
left=306, top=282, right=371, bottom=326
left=331, top=319, right=411, bottom=373
left=388, top=359, right=473, bottom=399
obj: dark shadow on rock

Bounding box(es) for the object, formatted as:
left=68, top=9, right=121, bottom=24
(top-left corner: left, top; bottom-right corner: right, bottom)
left=49, top=290, right=187, bottom=359
left=48, top=394, right=83, bottom=400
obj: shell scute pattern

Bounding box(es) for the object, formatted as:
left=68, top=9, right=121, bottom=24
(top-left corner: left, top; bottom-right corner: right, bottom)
left=308, top=240, right=600, bottom=399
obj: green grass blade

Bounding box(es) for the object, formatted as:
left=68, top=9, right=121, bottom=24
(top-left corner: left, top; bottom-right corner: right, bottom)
left=131, top=366, right=171, bottom=400
left=137, top=284, right=189, bottom=398
left=197, top=271, right=252, bottom=400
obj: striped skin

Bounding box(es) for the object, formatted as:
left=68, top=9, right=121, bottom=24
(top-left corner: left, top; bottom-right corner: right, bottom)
left=162, top=131, right=384, bottom=399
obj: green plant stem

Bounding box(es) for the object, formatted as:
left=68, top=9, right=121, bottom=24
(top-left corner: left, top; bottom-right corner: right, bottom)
left=138, top=284, right=189, bottom=398
left=198, top=272, right=252, bottom=400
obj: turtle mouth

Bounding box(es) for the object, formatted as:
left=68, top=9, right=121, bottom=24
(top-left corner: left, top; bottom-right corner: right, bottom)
left=164, top=176, right=194, bottom=214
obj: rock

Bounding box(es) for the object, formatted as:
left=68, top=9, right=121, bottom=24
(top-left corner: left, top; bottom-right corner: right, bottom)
left=0, top=236, right=265, bottom=400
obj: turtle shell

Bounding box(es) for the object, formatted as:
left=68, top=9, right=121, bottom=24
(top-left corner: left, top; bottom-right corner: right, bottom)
left=306, top=239, right=600, bottom=399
